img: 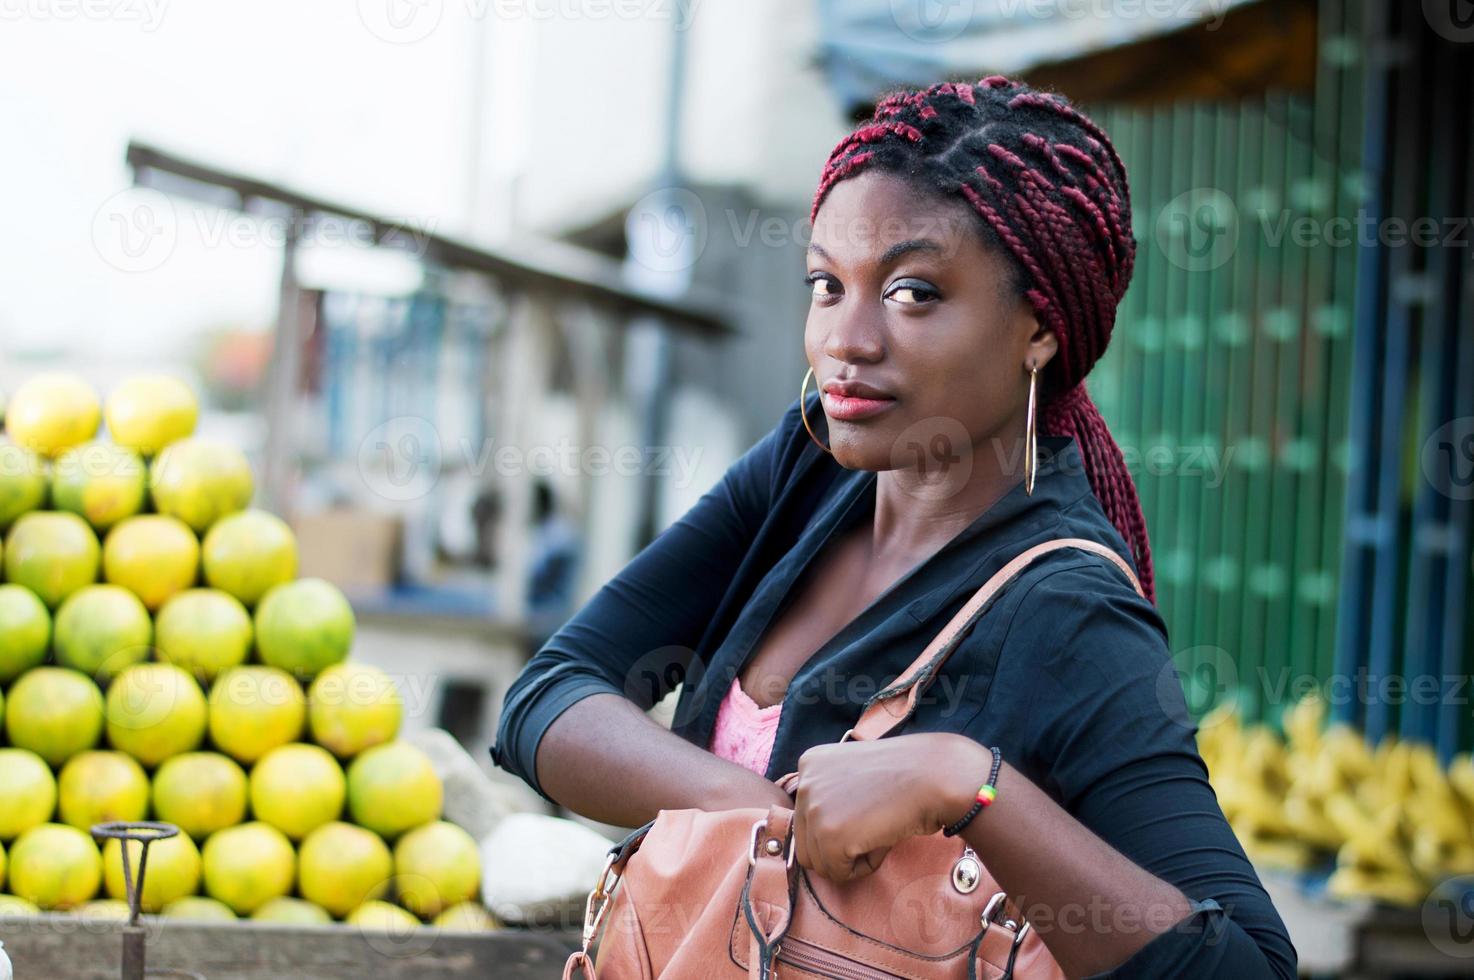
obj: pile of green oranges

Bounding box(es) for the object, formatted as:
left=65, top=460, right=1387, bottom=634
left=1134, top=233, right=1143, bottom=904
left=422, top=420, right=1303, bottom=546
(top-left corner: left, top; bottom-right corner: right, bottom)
left=0, top=373, right=493, bottom=932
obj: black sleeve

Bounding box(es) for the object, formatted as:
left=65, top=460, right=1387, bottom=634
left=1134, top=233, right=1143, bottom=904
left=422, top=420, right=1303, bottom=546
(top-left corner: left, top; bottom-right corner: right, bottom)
left=970, top=557, right=1297, bottom=979
left=489, top=399, right=802, bottom=803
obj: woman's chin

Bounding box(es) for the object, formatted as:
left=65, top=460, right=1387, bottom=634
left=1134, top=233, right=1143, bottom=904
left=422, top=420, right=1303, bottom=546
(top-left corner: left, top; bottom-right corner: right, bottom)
left=826, top=430, right=900, bottom=472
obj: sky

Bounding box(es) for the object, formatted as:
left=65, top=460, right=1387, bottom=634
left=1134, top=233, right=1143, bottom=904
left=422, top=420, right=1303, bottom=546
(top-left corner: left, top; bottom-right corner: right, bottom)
left=0, top=0, right=491, bottom=363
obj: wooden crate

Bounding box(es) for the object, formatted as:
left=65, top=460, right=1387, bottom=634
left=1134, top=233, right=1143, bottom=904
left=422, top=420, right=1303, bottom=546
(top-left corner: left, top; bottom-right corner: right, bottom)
left=0, top=914, right=579, bottom=979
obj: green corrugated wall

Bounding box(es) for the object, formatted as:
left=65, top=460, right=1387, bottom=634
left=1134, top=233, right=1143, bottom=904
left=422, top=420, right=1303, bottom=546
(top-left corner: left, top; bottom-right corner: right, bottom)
left=1087, top=0, right=1365, bottom=727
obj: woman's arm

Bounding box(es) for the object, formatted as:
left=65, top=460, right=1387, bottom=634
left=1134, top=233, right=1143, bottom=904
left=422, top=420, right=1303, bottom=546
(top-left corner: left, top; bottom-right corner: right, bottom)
left=790, top=558, right=1295, bottom=978
left=490, top=400, right=806, bottom=817
left=536, top=693, right=791, bottom=827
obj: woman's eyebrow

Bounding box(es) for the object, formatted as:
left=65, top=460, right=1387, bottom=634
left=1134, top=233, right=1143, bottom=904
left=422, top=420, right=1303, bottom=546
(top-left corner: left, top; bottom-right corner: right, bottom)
left=806, top=238, right=946, bottom=266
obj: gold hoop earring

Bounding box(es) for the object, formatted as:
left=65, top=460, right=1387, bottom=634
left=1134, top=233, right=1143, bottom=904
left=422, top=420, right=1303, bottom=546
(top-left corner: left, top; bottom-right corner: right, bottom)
left=800, top=367, right=833, bottom=455
left=1024, top=364, right=1038, bottom=496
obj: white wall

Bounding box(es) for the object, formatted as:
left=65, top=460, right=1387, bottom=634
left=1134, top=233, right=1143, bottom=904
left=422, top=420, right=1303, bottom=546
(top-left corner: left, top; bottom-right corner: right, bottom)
left=0, top=1, right=845, bottom=367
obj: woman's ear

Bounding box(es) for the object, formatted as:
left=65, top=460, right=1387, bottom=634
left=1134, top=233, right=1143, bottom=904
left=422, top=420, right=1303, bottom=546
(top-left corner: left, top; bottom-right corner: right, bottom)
left=1018, top=305, right=1058, bottom=372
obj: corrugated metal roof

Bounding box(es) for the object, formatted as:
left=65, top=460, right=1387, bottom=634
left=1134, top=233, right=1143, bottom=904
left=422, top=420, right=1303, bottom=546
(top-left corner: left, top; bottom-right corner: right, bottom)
left=816, top=0, right=1259, bottom=110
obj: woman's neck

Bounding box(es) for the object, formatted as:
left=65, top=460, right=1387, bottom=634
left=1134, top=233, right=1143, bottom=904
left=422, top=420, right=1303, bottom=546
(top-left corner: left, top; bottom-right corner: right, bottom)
left=868, top=432, right=1028, bottom=569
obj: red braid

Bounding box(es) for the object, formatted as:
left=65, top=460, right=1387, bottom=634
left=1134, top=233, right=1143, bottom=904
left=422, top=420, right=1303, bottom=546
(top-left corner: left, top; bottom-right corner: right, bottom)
left=808, top=76, right=1156, bottom=604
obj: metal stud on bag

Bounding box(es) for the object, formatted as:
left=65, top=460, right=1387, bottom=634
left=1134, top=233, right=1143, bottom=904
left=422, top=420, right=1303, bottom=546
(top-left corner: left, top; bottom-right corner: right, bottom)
left=952, top=846, right=982, bottom=894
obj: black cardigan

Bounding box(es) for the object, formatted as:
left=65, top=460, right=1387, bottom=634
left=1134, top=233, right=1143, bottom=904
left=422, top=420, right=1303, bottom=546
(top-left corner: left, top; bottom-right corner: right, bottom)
left=492, top=395, right=1296, bottom=979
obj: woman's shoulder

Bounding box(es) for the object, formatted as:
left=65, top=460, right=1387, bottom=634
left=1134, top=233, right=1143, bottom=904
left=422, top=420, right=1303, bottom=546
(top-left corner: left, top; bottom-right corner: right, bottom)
left=986, top=522, right=1172, bottom=686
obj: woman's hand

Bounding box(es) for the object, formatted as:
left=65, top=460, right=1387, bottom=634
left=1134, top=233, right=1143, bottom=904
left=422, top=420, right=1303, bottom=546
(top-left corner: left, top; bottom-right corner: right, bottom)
left=791, top=732, right=992, bottom=882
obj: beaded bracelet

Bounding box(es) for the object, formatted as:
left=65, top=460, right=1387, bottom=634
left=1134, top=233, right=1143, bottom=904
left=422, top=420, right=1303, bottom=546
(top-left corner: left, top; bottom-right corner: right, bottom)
left=941, top=745, right=1003, bottom=837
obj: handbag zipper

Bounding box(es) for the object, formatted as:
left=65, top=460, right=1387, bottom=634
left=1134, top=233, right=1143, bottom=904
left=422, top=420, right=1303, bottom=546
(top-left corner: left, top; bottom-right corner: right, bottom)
left=773, top=935, right=907, bottom=980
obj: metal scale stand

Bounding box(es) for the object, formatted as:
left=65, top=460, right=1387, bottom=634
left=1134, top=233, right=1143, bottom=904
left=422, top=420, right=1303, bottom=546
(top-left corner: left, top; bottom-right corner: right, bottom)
left=89, top=822, right=204, bottom=980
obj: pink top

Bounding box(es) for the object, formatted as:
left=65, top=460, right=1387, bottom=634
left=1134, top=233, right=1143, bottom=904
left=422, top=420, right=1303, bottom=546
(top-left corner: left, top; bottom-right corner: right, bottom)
left=707, top=676, right=783, bottom=776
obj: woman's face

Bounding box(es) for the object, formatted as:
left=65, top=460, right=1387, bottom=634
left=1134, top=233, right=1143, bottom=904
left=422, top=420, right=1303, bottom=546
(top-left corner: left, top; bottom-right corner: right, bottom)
left=805, top=170, right=1058, bottom=480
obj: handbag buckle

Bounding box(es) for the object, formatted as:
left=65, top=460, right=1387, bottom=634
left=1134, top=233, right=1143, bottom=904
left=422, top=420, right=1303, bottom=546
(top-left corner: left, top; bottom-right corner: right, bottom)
left=980, top=890, right=1026, bottom=938
left=581, top=852, right=621, bottom=948
left=748, top=818, right=795, bottom=868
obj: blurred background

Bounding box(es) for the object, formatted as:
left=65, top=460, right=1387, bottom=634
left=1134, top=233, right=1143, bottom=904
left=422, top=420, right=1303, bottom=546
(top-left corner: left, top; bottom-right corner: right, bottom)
left=1, top=0, right=1472, bottom=973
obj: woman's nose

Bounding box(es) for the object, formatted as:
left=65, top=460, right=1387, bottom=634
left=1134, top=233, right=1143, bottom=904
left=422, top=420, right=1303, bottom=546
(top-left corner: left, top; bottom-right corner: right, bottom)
left=820, top=306, right=884, bottom=365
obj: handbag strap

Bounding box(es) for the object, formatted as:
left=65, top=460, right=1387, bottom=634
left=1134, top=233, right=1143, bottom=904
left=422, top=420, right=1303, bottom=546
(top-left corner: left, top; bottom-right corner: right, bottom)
left=846, top=537, right=1143, bottom=743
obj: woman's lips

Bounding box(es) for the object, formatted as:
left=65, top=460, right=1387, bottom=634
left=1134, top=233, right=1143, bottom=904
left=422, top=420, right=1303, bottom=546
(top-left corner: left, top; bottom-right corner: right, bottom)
left=822, top=391, right=897, bottom=421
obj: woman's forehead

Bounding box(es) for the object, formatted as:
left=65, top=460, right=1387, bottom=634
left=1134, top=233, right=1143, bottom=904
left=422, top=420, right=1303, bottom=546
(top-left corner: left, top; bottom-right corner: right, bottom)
left=809, top=172, right=979, bottom=266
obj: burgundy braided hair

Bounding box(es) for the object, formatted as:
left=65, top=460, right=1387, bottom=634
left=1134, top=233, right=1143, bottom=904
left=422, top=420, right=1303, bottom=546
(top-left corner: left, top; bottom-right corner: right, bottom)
left=809, top=75, right=1156, bottom=605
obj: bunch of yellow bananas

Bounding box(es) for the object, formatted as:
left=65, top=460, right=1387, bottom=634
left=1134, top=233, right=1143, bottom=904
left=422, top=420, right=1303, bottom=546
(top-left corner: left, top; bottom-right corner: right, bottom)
left=1197, top=692, right=1474, bottom=907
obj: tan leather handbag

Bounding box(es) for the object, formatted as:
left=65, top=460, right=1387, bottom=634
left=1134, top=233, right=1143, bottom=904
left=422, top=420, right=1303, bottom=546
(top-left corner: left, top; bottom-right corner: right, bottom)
left=564, top=538, right=1145, bottom=979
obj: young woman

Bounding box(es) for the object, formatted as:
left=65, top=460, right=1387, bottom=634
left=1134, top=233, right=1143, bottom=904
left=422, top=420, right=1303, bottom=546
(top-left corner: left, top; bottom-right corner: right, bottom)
left=492, top=76, right=1295, bottom=978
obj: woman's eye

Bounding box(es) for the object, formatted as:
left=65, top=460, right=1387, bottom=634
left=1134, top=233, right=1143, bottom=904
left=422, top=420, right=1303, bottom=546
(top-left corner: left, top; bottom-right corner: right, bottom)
left=886, top=279, right=939, bottom=305
left=805, top=274, right=838, bottom=299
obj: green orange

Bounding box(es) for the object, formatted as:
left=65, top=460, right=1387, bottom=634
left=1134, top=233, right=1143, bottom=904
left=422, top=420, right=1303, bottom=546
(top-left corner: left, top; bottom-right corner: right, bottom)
left=297, top=821, right=392, bottom=918
left=53, top=584, right=152, bottom=679
left=254, top=578, right=355, bottom=679
left=0, top=584, right=51, bottom=682
left=149, top=438, right=253, bottom=532
left=154, top=588, right=252, bottom=681
left=4, top=511, right=100, bottom=608
left=151, top=752, right=248, bottom=840
left=5, top=667, right=104, bottom=767
left=0, top=442, right=47, bottom=529
left=201, top=510, right=297, bottom=607
left=49, top=443, right=147, bottom=531
left=105, top=662, right=208, bottom=767
left=249, top=743, right=345, bottom=841
left=103, top=375, right=199, bottom=456
left=201, top=822, right=295, bottom=915
left=346, top=742, right=443, bottom=840
left=4, top=373, right=100, bottom=458
left=207, top=666, right=305, bottom=764
left=56, top=751, right=149, bottom=831
left=102, top=514, right=199, bottom=611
